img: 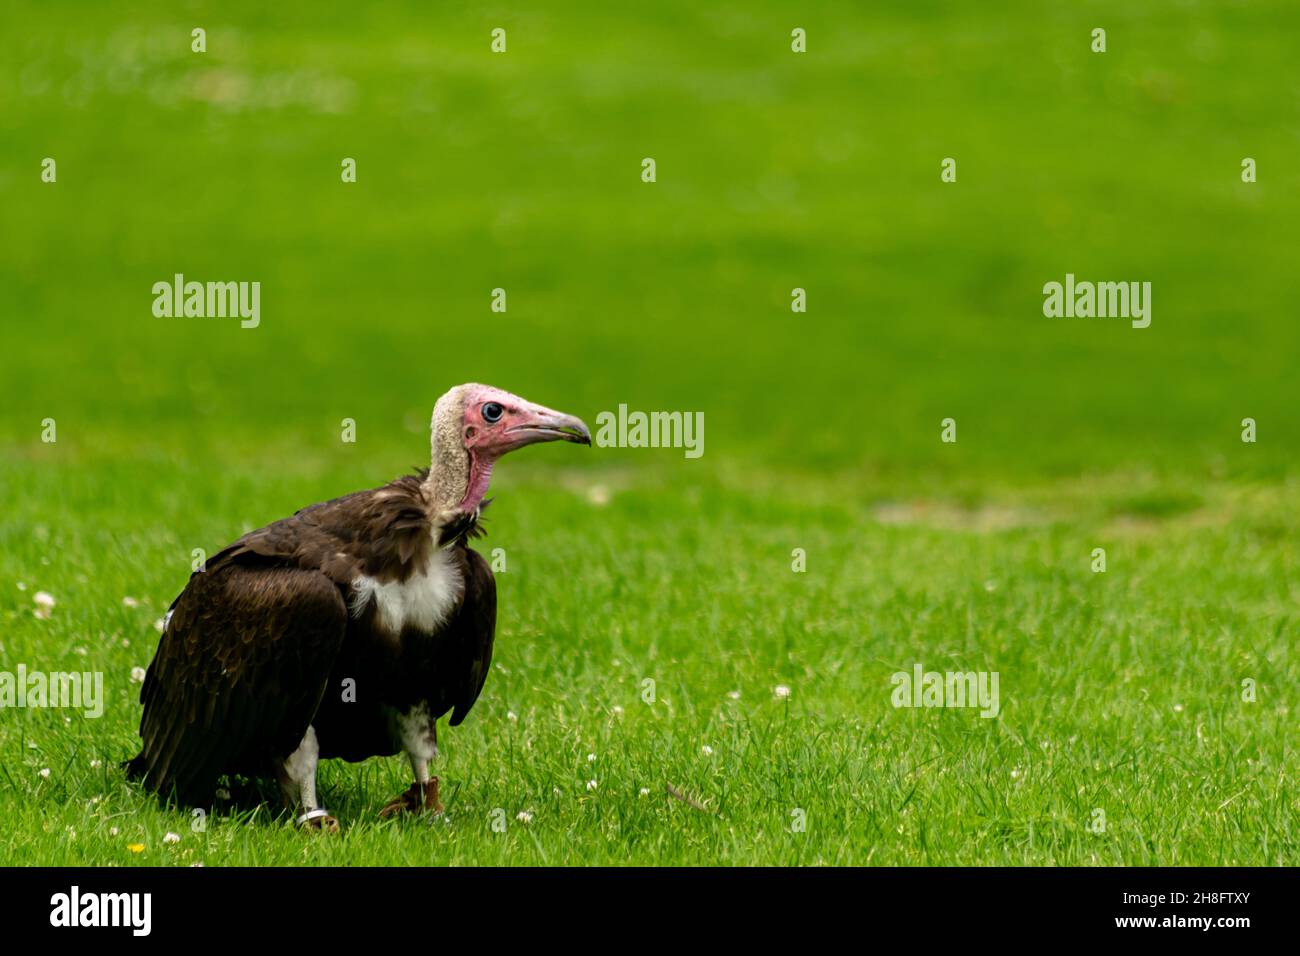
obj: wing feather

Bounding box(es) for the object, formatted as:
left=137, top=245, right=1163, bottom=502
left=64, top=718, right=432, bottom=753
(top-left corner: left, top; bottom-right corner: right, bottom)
left=448, top=548, right=498, bottom=726
left=129, top=562, right=348, bottom=803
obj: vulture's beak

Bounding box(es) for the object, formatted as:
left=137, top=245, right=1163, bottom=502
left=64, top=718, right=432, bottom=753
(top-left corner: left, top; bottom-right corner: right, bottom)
left=505, top=402, right=592, bottom=448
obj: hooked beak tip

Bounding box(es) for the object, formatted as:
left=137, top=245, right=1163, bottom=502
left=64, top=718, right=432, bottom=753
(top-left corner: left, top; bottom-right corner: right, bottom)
left=559, top=421, right=592, bottom=446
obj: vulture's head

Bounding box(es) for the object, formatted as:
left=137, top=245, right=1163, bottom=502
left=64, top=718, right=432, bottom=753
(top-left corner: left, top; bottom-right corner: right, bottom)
left=429, top=383, right=591, bottom=512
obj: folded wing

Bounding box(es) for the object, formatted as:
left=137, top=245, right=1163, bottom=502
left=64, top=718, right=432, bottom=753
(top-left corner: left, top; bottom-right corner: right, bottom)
left=129, top=558, right=348, bottom=803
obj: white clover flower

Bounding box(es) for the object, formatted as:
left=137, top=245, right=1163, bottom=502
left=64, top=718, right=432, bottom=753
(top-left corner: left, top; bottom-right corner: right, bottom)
left=639, top=788, right=651, bottom=797
left=109, top=827, right=120, bottom=836
left=586, top=753, right=596, bottom=763
left=586, top=484, right=611, bottom=506
left=515, top=811, right=533, bottom=824
left=586, top=779, right=598, bottom=791
left=701, top=745, right=714, bottom=756
left=773, top=685, right=792, bottom=700
left=153, top=619, right=166, bottom=633
left=130, top=666, right=147, bottom=683
left=507, top=711, right=518, bottom=722
left=727, top=690, right=741, bottom=700
left=163, top=832, right=180, bottom=845
left=38, top=768, right=50, bottom=779
left=89, top=759, right=102, bottom=769
left=33, top=594, right=54, bottom=620
left=122, top=596, right=139, bottom=608
left=611, top=705, right=624, bottom=717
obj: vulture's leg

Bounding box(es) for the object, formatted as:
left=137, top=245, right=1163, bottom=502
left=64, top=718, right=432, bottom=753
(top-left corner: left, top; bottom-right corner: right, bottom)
left=279, top=726, right=339, bottom=832
left=380, top=705, right=444, bottom=816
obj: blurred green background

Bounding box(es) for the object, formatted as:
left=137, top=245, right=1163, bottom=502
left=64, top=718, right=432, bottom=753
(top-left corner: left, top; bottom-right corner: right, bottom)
left=3, top=0, right=1297, bottom=480
left=1, top=2, right=1297, bottom=865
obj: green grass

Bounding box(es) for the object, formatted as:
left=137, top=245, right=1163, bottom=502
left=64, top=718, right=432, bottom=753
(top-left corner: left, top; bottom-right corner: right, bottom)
left=1, top=1, right=1297, bottom=865
left=3, top=462, right=1298, bottom=865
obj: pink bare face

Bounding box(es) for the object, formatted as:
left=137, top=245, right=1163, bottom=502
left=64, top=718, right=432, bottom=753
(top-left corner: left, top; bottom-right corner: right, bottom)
left=443, top=384, right=590, bottom=511
left=460, top=385, right=591, bottom=459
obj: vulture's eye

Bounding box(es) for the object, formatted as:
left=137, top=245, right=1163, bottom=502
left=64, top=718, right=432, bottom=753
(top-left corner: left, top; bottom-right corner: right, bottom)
left=482, top=402, right=504, bottom=423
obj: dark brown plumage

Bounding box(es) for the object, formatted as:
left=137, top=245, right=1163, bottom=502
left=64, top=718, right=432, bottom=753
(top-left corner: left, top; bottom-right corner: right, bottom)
left=126, top=384, right=590, bottom=826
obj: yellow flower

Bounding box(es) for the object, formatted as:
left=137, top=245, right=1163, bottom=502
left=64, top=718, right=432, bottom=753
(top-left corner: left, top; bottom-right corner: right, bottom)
left=127, top=843, right=145, bottom=853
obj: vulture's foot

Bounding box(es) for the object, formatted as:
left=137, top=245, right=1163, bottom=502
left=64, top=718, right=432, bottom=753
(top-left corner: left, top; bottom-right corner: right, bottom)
left=380, top=778, right=444, bottom=817
left=297, top=809, right=340, bottom=833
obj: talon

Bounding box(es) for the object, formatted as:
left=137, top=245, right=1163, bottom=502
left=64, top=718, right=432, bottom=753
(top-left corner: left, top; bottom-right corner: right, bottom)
left=425, top=776, right=445, bottom=815
left=381, top=778, right=443, bottom=817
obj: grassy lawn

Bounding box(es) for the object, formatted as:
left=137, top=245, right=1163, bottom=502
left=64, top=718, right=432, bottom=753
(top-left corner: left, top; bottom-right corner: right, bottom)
left=1, top=1, right=1297, bottom=865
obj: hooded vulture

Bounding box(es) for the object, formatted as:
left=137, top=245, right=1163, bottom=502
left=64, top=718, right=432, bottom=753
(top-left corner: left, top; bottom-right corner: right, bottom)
left=126, top=384, right=591, bottom=829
